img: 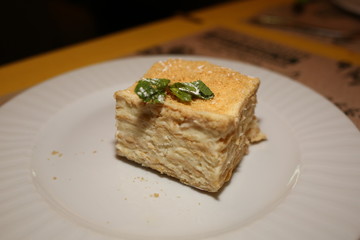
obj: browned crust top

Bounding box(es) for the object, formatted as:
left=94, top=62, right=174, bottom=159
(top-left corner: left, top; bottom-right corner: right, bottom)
left=121, top=59, right=260, bottom=115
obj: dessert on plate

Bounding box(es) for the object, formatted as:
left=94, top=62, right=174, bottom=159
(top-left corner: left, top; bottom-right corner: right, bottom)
left=114, top=59, right=265, bottom=192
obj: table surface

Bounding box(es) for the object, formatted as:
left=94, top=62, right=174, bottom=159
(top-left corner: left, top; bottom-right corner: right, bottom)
left=1, top=0, right=359, bottom=129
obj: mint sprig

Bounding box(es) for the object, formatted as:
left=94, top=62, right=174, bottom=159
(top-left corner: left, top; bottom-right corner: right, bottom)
left=134, top=78, right=214, bottom=103
left=134, top=78, right=170, bottom=103
left=169, top=80, right=214, bottom=102
left=191, top=80, right=215, bottom=100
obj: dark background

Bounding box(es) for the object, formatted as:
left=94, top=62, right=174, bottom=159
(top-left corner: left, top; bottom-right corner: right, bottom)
left=0, top=0, right=233, bottom=66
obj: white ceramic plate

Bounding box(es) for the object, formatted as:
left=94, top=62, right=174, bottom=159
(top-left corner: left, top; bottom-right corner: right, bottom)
left=0, top=55, right=359, bottom=240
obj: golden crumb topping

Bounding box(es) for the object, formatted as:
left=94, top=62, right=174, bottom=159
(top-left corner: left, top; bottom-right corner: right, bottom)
left=127, top=59, right=259, bottom=115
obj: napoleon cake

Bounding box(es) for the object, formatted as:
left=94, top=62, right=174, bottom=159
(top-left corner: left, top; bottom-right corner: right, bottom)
left=114, top=59, right=265, bottom=192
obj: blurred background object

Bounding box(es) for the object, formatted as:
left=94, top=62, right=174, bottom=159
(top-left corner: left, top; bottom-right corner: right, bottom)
left=332, top=0, right=360, bottom=15
left=250, top=0, right=360, bottom=51
left=0, top=0, right=233, bottom=66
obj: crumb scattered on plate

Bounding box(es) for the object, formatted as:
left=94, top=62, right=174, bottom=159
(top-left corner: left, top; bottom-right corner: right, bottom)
left=150, top=193, right=160, bottom=198
left=51, top=151, right=63, bottom=157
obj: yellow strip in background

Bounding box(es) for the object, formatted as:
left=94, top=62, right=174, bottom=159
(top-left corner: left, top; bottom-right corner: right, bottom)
left=0, top=16, right=202, bottom=96
left=1, top=0, right=359, bottom=97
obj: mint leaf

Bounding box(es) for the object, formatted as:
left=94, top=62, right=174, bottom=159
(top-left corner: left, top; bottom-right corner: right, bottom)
left=192, top=80, right=214, bottom=99
left=169, top=82, right=199, bottom=102
left=134, top=78, right=170, bottom=103
left=169, top=80, right=214, bottom=101
left=169, top=85, right=193, bottom=102
left=134, top=78, right=214, bottom=104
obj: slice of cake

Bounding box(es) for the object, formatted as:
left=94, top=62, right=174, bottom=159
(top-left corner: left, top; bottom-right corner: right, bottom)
left=114, top=59, right=265, bottom=192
